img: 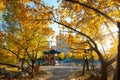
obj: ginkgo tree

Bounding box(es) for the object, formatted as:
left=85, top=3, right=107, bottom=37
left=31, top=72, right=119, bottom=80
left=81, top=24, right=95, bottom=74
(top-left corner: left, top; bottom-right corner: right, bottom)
left=0, top=0, right=54, bottom=78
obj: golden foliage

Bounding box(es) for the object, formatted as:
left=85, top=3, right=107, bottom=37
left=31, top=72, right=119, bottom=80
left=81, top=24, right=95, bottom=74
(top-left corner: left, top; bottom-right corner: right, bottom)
left=0, top=0, right=54, bottom=64
left=59, top=52, right=65, bottom=59
left=0, top=1, right=4, bottom=12
left=66, top=51, right=73, bottom=58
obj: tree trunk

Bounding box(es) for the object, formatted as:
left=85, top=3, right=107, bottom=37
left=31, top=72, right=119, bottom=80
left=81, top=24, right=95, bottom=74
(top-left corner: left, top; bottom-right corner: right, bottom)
left=101, top=62, right=107, bottom=80
left=86, top=57, right=89, bottom=71
left=113, top=68, right=117, bottom=80
left=82, top=56, right=89, bottom=75
left=91, top=50, right=94, bottom=70
left=116, top=22, right=120, bottom=80
left=91, top=56, right=94, bottom=70
left=31, top=64, right=35, bottom=78
left=82, top=59, right=85, bottom=76
left=21, top=58, right=25, bottom=71
left=93, top=48, right=108, bottom=80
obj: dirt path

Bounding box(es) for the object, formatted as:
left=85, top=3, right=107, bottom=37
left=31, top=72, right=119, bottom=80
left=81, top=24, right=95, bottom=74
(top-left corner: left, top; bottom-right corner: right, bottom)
left=41, top=66, right=82, bottom=80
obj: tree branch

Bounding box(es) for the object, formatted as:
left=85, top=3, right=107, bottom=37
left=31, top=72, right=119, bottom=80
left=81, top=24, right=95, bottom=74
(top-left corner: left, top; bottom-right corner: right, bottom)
left=65, top=0, right=116, bottom=24
left=107, top=55, right=117, bottom=66
left=0, top=62, right=22, bottom=69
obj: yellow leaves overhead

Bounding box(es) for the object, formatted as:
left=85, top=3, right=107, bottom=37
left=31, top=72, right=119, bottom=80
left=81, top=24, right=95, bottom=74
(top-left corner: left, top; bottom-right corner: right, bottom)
left=92, top=52, right=99, bottom=60
left=41, top=28, right=54, bottom=36
left=73, top=4, right=83, bottom=12
left=36, top=12, right=51, bottom=20
left=0, top=1, right=4, bottom=12
left=80, top=0, right=87, bottom=2
left=22, top=0, right=31, bottom=3
left=74, top=50, right=84, bottom=59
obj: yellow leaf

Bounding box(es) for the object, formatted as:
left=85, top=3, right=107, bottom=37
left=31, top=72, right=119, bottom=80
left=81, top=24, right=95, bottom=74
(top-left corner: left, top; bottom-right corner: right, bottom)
left=0, top=1, right=4, bottom=12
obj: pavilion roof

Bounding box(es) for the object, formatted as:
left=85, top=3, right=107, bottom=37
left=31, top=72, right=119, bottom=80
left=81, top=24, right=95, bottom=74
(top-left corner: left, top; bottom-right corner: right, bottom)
left=43, top=49, right=61, bottom=54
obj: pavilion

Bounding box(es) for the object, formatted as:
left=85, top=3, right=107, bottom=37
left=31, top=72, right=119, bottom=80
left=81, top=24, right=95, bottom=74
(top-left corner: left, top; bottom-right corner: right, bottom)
left=43, top=49, right=61, bottom=65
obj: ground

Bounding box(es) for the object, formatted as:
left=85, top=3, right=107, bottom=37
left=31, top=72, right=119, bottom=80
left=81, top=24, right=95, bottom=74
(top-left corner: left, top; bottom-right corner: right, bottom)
left=32, top=66, right=82, bottom=80
left=0, top=65, right=114, bottom=80
left=34, top=65, right=113, bottom=80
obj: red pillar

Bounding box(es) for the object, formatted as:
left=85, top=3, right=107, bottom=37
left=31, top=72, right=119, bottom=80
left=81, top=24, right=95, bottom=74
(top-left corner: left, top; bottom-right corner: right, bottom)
left=48, top=54, right=50, bottom=64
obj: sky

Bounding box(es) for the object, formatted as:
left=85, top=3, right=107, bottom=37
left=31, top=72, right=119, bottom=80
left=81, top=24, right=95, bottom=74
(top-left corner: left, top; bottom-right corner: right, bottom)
left=43, top=0, right=59, bottom=8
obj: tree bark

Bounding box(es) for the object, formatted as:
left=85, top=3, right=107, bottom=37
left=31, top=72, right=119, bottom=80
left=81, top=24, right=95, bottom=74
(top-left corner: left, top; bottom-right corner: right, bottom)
left=101, top=61, right=107, bottom=80
left=115, top=22, right=120, bottom=80
left=113, top=68, right=117, bottom=80
left=31, top=63, right=35, bottom=78
left=93, top=48, right=107, bottom=80
left=91, top=50, right=94, bottom=70
left=82, top=56, right=89, bottom=75
left=107, top=55, right=117, bottom=66
left=82, top=58, right=85, bottom=76
left=86, top=57, right=89, bottom=71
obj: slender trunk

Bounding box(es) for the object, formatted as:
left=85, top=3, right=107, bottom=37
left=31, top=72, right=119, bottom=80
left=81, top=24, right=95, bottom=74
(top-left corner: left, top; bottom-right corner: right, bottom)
left=21, top=58, right=25, bottom=71
left=101, top=62, right=107, bottom=80
left=91, top=50, right=94, bottom=70
left=91, top=64, right=94, bottom=70
left=82, top=58, right=85, bottom=75
left=31, top=64, right=35, bottom=78
left=82, top=56, right=89, bottom=75
left=86, top=57, right=89, bottom=71
left=91, top=55, right=94, bottom=70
